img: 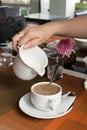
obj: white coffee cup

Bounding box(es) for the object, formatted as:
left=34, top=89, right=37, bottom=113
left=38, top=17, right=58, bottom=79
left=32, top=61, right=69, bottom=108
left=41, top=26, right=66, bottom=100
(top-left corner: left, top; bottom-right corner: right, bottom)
left=30, top=82, right=62, bottom=111
left=13, top=46, right=48, bottom=80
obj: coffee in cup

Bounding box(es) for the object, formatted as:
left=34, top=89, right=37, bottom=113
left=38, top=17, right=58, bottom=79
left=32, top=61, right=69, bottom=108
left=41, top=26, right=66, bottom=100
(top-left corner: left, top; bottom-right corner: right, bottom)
left=30, top=82, right=62, bottom=111
left=33, top=83, right=60, bottom=95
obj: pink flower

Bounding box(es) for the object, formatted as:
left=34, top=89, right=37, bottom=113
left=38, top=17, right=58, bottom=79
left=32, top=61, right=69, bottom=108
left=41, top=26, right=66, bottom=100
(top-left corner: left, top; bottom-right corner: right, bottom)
left=56, top=38, right=73, bottom=57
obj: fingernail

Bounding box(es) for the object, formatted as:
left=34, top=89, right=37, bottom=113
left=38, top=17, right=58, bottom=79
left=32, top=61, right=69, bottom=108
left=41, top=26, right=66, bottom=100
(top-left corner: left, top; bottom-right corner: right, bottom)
left=23, top=45, right=26, bottom=49
left=23, top=45, right=28, bottom=49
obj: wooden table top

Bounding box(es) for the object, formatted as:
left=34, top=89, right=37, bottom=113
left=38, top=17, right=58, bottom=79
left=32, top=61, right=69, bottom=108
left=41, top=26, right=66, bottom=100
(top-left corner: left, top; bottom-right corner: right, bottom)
left=0, top=68, right=87, bottom=130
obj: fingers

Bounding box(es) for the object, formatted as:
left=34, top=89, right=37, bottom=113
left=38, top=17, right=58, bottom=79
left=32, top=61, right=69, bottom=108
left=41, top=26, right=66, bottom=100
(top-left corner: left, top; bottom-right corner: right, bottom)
left=12, top=27, right=29, bottom=52
left=12, top=34, right=20, bottom=52
left=23, top=38, right=41, bottom=49
left=12, top=26, right=45, bottom=51
left=12, top=31, right=38, bottom=51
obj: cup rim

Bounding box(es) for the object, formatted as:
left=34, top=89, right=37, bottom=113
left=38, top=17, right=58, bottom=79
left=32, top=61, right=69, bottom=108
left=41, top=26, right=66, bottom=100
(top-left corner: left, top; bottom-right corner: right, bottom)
left=31, top=82, right=62, bottom=97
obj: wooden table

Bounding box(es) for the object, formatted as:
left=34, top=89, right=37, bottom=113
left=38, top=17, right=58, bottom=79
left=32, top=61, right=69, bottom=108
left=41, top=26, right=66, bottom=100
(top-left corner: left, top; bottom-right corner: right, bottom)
left=0, top=68, right=87, bottom=130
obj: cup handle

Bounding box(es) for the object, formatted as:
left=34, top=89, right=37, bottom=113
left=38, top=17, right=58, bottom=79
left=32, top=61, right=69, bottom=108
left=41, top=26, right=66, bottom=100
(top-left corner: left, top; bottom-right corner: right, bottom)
left=48, top=99, right=59, bottom=111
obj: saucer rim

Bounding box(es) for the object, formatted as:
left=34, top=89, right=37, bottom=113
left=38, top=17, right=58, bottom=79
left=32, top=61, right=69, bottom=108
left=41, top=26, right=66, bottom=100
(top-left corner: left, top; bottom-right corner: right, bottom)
left=47, top=40, right=59, bottom=49
left=19, top=92, right=73, bottom=119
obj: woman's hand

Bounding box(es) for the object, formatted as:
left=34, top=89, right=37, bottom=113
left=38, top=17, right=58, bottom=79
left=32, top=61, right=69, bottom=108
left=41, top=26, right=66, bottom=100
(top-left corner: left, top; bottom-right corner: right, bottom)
left=12, top=16, right=87, bottom=52
left=12, top=24, right=53, bottom=52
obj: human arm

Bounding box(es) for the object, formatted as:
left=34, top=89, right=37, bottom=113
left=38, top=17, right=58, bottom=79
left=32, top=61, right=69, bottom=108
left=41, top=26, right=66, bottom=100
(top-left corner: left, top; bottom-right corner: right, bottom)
left=12, top=16, right=87, bottom=52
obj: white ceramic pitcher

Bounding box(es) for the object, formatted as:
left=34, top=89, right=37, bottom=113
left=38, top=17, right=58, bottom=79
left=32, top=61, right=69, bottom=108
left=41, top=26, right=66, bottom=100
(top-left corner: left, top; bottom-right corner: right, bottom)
left=13, top=46, right=48, bottom=80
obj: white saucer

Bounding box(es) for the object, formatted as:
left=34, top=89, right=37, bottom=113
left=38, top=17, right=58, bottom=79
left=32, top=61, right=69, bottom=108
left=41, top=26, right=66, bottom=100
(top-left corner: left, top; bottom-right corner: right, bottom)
left=47, top=40, right=59, bottom=49
left=19, top=93, right=72, bottom=119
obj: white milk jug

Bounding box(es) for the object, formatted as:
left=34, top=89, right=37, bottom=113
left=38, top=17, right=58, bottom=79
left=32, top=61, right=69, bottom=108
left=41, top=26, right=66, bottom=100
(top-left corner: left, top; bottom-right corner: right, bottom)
left=13, top=46, right=48, bottom=80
